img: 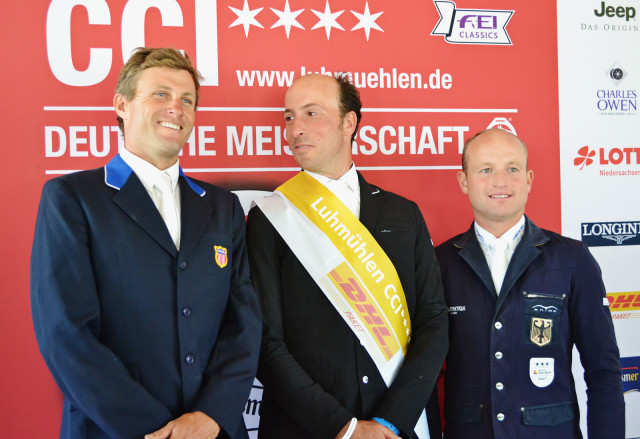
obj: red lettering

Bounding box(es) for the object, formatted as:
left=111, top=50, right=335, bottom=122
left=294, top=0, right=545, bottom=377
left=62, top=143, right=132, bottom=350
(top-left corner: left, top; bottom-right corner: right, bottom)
left=609, top=148, right=623, bottom=165
left=372, top=325, right=391, bottom=347
left=355, top=303, right=384, bottom=325
left=610, top=294, right=640, bottom=309
left=340, top=278, right=367, bottom=302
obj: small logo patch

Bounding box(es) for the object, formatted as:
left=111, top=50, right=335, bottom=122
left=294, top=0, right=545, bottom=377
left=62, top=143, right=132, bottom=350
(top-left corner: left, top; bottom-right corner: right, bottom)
left=530, top=358, right=555, bottom=388
left=530, top=318, right=553, bottom=346
left=214, top=246, right=228, bottom=268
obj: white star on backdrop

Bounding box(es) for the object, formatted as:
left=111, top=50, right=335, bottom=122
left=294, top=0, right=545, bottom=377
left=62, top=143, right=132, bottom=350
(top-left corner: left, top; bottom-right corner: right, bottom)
left=351, top=2, right=383, bottom=41
left=229, top=0, right=264, bottom=37
left=311, top=1, right=344, bottom=40
left=271, top=0, right=305, bottom=39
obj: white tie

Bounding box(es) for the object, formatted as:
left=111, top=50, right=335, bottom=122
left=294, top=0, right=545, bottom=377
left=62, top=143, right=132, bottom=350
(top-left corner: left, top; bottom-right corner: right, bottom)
left=154, top=172, right=180, bottom=249
left=490, top=238, right=509, bottom=294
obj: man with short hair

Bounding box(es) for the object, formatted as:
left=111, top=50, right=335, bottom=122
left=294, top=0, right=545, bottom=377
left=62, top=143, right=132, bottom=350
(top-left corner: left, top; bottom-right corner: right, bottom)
left=246, top=74, right=448, bottom=439
left=31, top=47, right=261, bottom=439
left=436, top=128, right=624, bottom=438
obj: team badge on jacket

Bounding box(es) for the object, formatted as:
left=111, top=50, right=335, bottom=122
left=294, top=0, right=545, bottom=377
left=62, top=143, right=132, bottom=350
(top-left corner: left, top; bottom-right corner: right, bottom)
left=530, top=317, right=552, bottom=346
left=214, top=246, right=228, bottom=268
left=530, top=358, right=555, bottom=387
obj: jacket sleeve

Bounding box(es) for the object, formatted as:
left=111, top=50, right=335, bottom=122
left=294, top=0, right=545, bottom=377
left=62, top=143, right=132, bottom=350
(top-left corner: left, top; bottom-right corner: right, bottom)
left=372, top=203, right=449, bottom=438
left=569, top=245, right=625, bottom=439
left=192, top=194, right=262, bottom=438
left=246, top=206, right=354, bottom=439
left=30, top=178, right=172, bottom=438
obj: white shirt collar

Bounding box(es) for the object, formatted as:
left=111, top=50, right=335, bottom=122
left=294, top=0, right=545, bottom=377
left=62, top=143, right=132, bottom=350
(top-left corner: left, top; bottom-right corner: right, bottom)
left=304, top=164, right=360, bottom=217
left=120, top=147, right=180, bottom=192
left=305, top=163, right=359, bottom=192
left=475, top=215, right=526, bottom=253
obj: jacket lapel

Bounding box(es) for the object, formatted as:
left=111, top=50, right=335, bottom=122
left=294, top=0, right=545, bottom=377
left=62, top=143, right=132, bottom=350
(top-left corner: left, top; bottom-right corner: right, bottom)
left=112, top=171, right=178, bottom=258
left=178, top=176, right=212, bottom=260
left=455, top=226, right=497, bottom=298
left=357, top=172, right=383, bottom=235
left=495, top=217, right=549, bottom=309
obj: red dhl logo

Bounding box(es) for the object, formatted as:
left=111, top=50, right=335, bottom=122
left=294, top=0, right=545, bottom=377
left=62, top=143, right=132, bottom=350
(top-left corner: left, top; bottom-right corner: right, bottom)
left=329, top=266, right=398, bottom=360
left=607, top=292, right=640, bottom=312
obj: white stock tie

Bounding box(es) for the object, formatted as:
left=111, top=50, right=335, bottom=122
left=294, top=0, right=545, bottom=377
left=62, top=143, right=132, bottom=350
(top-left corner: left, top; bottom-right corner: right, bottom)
left=490, top=238, right=509, bottom=295
left=154, top=172, right=180, bottom=250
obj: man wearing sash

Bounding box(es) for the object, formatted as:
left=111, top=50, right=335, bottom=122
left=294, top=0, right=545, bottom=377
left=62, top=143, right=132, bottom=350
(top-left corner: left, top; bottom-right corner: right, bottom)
left=246, top=74, right=448, bottom=439
left=436, top=129, right=624, bottom=438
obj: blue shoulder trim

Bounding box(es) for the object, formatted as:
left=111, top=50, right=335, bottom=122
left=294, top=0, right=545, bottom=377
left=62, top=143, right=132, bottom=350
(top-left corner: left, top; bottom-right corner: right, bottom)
left=179, top=168, right=206, bottom=197
left=104, top=154, right=205, bottom=197
left=104, top=154, right=132, bottom=190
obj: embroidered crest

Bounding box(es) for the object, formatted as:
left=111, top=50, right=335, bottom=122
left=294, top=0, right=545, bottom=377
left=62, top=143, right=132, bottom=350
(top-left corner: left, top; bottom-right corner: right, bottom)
left=530, top=317, right=552, bottom=346
left=214, top=246, right=228, bottom=269
left=529, top=358, right=555, bottom=387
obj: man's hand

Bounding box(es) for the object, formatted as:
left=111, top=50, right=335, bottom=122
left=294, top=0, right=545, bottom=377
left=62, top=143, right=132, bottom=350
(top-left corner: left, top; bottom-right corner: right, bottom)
left=335, top=419, right=401, bottom=439
left=145, top=411, right=221, bottom=439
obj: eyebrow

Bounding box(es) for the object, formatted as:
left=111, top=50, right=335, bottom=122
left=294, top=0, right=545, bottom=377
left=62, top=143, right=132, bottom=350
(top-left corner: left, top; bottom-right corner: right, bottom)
left=154, top=84, right=195, bottom=97
left=284, top=103, right=323, bottom=113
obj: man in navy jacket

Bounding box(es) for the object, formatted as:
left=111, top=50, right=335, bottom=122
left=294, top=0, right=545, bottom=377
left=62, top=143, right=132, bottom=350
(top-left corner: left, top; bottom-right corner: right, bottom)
left=436, top=128, right=624, bottom=438
left=30, top=47, right=261, bottom=439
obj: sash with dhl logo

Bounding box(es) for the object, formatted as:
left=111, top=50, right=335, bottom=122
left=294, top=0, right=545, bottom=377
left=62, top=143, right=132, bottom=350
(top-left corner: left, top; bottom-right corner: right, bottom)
left=254, top=172, right=429, bottom=439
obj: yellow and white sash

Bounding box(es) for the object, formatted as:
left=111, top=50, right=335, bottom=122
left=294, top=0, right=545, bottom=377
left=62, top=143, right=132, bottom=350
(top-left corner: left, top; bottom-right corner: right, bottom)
left=254, top=172, right=429, bottom=439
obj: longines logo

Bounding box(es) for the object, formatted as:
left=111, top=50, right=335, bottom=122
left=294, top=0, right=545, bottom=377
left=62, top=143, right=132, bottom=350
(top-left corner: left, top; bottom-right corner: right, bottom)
left=431, top=1, right=513, bottom=45
left=581, top=221, right=640, bottom=247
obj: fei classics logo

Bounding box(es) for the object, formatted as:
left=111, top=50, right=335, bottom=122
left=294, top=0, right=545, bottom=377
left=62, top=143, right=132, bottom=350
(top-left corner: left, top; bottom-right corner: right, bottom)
left=431, top=1, right=513, bottom=45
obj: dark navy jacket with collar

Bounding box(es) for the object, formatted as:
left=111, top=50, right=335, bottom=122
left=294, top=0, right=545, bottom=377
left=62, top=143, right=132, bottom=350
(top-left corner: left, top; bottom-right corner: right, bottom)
left=31, top=154, right=261, bottom=439
left=436, top=216, right=624, bottom=439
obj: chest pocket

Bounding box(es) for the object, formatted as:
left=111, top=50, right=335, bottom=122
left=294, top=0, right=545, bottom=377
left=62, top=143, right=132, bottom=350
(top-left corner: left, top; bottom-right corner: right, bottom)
left=523, top=292, right=565, bottom=347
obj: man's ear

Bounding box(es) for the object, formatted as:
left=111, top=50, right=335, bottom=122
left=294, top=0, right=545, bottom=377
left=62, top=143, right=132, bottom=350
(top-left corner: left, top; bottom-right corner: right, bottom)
left=114, top=94, right=127, bottom=120
left=457, top=170, right=469, bottom=195
left=343, top=111, right=357, bottom=139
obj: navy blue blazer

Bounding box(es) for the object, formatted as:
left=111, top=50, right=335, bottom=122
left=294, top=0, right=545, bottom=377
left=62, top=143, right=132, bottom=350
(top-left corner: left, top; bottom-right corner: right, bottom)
left=436, top=217, right=624, bottom=439
left=31, top=154, right=261, bottom=439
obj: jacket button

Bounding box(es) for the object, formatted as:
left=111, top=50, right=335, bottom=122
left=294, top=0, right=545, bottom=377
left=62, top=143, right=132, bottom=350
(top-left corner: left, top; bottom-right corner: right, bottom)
left=185, top=354, right=194, bottom=365
left=494, top=321, right=503, bottom=330
left=180, top=261, right=187, bottom=270
left=495, top=351, right=503, bottom=359
left=362, top=376, right=369, bottom=384
left=496, top=413, right=505, bottom=422
left=182, top=307, right=191, bottom=317
left=495, top=382, right=504, bottom=390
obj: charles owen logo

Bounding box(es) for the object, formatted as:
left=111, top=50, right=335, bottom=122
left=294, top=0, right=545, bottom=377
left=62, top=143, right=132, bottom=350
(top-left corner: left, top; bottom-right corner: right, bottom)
left=595, top=63, right=637, bottom=116
left=431, top=1, right=513, bottom=45
left=581, top=221, right=640, bottom=246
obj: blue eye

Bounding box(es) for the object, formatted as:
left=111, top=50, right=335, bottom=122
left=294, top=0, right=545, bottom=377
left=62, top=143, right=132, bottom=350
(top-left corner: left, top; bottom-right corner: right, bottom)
left=480, top=168, right=491, bottom=174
